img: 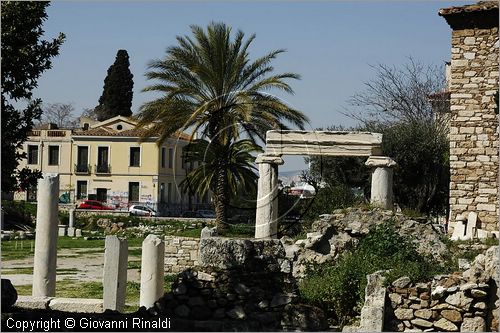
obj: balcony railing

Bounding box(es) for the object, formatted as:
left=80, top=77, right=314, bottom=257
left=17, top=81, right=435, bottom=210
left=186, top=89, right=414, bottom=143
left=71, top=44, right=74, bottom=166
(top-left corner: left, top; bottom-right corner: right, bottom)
left=28, top=130, right=41, bottom=136
left=95, top=164, right=111, bottom=174
left=75, top=164, right=91, bottom=174
left=47, top=130, right=66, bottom=137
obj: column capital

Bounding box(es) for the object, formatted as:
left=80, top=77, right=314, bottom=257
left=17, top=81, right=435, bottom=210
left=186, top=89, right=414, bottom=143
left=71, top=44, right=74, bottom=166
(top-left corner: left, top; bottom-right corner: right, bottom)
left=365, top=156, right=396, bottom=168
left=255, top=154, right=284, bottom=165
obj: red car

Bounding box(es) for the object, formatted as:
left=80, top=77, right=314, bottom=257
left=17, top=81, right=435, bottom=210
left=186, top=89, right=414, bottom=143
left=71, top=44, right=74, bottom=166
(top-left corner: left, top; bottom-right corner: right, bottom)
left=77, top=200, right=114, bottom=210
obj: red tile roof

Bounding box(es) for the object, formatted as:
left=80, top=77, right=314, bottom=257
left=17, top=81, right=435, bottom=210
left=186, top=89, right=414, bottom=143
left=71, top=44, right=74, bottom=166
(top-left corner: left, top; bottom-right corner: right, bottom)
left=72, top=127, right=191, bottom=141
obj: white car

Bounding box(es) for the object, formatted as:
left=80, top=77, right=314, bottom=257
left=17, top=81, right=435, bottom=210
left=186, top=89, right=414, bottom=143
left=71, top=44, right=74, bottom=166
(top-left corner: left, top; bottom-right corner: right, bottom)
left=129, top=205, right=156, bottom=217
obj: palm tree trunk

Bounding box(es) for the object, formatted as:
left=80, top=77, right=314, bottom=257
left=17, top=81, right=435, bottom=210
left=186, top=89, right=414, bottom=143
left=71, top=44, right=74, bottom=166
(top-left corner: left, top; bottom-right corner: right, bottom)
left=214, top=164, right=228, bottom=230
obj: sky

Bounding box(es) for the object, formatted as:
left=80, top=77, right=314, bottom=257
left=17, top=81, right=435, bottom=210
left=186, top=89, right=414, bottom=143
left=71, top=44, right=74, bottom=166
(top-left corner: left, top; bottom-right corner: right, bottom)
left=34, top=1, right=472, bottom=171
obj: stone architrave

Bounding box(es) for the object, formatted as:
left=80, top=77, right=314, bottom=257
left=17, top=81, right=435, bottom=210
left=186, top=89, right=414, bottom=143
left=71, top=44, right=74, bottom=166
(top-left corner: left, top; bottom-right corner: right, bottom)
left=465, top=212, right=478, bottom=240
left=365, top=157, right=396, bottom=209
left=102, top=235, right=128, bottom=312
left=265, top=130, right=382, bottom=156
left=32, top=173, right=60, bottom=297
left=254, top=154, right=284, bottom=239
left=140, top=234, right=165, bottom=308
left=451, top=215, right=467, bottom=241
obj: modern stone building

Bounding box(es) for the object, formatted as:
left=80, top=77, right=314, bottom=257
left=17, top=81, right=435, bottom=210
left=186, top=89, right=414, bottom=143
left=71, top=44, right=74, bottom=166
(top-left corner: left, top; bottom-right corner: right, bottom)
left=439, top=2, right=499, bottom=231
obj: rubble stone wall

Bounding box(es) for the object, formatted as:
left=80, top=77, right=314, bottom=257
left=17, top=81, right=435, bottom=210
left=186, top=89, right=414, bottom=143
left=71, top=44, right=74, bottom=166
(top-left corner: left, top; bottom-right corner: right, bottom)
left=385, top=246, right=499, bottom=332
left=448, top=25, right=499, bottom=231
left=151, top=238, right=327, bottom=331
left=164, top=236, right=200, bottom=273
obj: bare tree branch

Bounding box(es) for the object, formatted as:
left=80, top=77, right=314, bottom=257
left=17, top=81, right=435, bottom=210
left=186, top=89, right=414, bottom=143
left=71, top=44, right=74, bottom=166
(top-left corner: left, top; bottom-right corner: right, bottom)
left=40, top=102, right=78, bottom=128
left=344, top=57, right=447, bottom=130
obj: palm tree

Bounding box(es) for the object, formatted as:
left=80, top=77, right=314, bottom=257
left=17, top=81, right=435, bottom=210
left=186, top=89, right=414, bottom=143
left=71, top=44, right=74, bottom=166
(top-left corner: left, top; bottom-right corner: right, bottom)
left=137, top=22, right=308, bottom=226
left=180, top=139, right=262, bottom=218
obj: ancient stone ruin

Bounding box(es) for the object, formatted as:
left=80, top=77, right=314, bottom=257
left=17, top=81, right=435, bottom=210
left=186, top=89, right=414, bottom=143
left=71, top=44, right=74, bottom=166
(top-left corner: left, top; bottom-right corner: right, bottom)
left=439, top=2, right=499, bottom=233
left=254, top=130, right=396, bottom=238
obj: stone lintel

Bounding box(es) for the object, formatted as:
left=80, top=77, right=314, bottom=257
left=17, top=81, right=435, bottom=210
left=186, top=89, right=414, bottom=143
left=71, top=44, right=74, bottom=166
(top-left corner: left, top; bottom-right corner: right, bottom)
left=255, top=154, right=284, bottom=165
left=265, top=130, right=382, bottom=157
left=365, top=156, right=397, bottom=168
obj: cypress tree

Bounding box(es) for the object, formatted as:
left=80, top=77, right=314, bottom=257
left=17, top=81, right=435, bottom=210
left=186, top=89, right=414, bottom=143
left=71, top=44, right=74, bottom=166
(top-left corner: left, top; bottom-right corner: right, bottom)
left=96, top=49, right=134, bottom=121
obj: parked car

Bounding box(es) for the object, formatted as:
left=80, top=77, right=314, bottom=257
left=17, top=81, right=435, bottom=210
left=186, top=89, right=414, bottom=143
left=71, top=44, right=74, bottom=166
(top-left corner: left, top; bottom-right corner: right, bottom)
left=181, top=211, right=203, bottom=218
left=77, top=200, right=114, bottom=210
left=197, top=210, right=216, bottom=218
left=129, top=205, right=156, bottom=217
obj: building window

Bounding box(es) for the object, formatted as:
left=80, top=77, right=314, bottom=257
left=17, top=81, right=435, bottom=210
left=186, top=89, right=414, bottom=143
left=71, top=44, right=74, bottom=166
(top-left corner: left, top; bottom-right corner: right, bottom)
left=161, top=148, right=166, bottom=168
left=130, top=147, right=140, bottom=167
left=76, top=181, right=87, bottom=200
left=76, top=146, right=89, bottom=173
left=96, top=147, right=110, bottom=173
left=48, top=146, right=59, bottom=165
left=27, top=145, right=39, bottom=165
left=129, top=182, right=139, bottom=202
left=168, top=148, right=173, bottom=168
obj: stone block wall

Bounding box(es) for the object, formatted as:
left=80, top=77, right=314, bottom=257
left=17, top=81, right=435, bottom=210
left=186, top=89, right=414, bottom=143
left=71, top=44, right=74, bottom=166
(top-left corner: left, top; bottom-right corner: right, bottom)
left=164, top=236, right=200, bottom=273
left=446, top=11, right=499, bottom=231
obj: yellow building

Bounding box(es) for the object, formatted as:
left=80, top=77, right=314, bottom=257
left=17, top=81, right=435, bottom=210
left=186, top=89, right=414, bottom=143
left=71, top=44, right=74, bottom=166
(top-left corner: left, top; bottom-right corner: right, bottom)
left=16, top=116, right=209, bottom=215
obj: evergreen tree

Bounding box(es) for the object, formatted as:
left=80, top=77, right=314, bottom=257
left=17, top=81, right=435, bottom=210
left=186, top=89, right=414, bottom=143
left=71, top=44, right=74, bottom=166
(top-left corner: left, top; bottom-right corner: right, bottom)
left=96, top=49, right=134, bottom=121
left=1, top=1, right=65, bottom=193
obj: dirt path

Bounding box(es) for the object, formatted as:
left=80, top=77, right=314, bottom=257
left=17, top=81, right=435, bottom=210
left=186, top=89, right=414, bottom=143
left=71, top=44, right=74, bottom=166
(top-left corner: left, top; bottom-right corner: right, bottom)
left=2, top=248, right=141, bottom=286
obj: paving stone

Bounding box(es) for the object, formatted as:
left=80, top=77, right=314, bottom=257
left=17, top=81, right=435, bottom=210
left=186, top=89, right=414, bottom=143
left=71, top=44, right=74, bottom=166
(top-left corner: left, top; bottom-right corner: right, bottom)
left=414, top=309, right=432, bottom=320
left=393, top=276, right=412, bottom=288
left=48, top=298, right=103, bottom=313
left=395, top=308, right=414, bottom=321
left=461, top=317, right=486, bottom=332
left=470, top=289, right=487, bottom=298
left=433, top=318, right=458, bottom=331
left=441, top=309, right=462, bottom=322
left=411, top=318, right=433, bottom=328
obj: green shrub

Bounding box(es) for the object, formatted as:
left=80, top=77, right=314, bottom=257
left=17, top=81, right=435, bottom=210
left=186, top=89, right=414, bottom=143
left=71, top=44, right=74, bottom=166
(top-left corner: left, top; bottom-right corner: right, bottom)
left=299, top=221, right=445, bottom=326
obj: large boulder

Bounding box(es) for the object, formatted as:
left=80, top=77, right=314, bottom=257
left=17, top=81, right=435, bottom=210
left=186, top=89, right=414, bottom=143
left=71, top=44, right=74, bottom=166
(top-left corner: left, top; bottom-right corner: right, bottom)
left=1, top=279, right=18, bottom=311
left=199, top=238, right=287, bottom=272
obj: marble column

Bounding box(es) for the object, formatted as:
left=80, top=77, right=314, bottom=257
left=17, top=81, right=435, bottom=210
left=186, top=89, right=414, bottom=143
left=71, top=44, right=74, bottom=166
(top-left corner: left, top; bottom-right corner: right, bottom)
left=140, top=234, right=165, bottom=308
left=365, top=156, right=396, bottom=210
left=103, top=235, right=128, bottom=312
left=254, top=154, right=284, bottom=239
left=32, top=173, right=60, bottom=297
left=67, top=209, right=75, bottom=237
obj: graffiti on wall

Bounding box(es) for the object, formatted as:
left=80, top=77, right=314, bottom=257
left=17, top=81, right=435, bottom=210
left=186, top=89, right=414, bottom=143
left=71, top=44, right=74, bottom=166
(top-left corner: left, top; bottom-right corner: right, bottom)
left=109, top=191, right=129, bottom=209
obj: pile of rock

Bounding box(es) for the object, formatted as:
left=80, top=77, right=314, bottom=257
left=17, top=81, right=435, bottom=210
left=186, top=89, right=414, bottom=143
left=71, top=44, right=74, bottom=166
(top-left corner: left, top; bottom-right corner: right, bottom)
left=386, top=246, right=498, bottom=332
left=282, top=207, right=449, bottom=278
left=147, top=238, right=327, bottom=331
